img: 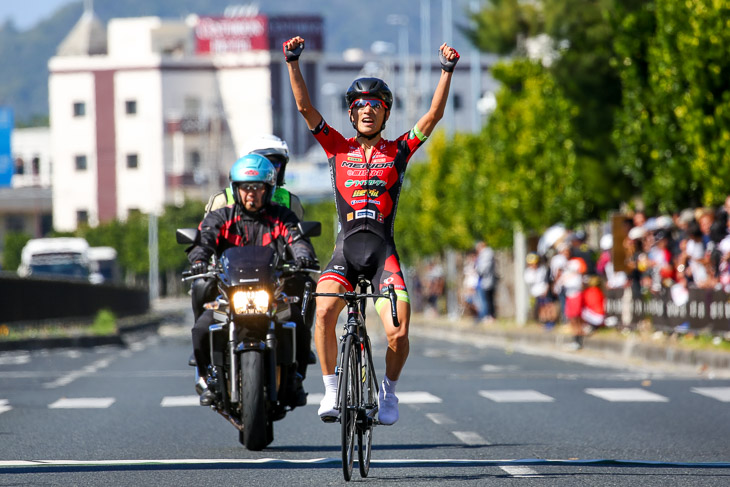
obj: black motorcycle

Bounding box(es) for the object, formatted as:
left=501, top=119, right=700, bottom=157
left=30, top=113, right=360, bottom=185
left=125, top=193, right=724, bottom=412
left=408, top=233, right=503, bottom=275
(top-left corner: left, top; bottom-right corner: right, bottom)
left=177, top=222, right=320, bottom=450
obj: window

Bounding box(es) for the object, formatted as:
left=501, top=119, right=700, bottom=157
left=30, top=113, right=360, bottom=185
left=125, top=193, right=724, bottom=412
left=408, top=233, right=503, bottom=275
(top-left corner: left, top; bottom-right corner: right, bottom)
left=32, top=157, right=40, bottom=175
left=189, top=150, right=201, bottom=170
left=125, top=100, right=137, bottom=115
left=126, top=154, right=138, bottom=169
left=75, top=155, right=87, bottom=171
left=452, top=93, right=463, bottom=111
left=76, top=210, right=89, bottom=226
left=73, top=102, right=86, bottom=117
left=5, top=215, right=25, bottom=232
left=14, top=157, right=24, bottom=175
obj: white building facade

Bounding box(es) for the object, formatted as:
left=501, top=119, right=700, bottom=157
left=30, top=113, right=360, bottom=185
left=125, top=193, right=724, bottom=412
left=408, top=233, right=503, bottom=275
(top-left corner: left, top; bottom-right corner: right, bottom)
left=49, top=10, right=496, bottom=231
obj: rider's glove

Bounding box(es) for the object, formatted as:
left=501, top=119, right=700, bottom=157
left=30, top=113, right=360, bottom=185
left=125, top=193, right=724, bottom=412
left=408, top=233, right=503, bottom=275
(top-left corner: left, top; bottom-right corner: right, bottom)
left=439, top=48, right=460, bottom=73
left=190, top=261, right=208, bottom=276
left=283, top=39, right=304, bottom=63
left=296, top=257, right=319, bottom=270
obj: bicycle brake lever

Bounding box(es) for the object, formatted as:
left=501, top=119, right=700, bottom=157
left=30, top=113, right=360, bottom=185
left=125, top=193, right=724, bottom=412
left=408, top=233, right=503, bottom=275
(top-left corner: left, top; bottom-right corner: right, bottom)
left=387, top=284, right=400, bottom=327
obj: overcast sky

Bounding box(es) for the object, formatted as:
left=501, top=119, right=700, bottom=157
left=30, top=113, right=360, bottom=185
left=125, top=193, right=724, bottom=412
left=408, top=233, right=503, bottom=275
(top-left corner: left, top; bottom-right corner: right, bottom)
left=0, top=0, right=72, bottom=30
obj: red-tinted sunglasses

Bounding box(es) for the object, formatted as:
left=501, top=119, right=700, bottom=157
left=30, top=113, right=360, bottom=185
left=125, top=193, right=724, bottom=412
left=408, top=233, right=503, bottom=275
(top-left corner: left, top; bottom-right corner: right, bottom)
left=349, top=98, right=388, bottom=110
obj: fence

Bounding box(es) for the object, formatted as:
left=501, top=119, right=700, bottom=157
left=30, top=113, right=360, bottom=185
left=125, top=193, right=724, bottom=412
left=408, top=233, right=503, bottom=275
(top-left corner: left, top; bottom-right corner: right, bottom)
left=0, top=273, right=149, bottom=323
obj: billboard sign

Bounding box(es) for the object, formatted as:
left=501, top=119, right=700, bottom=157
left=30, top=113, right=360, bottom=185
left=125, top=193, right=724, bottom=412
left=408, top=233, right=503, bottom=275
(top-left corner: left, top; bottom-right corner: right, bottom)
left=195, top=15, right=269, bottom=54
left=268, top=16, right=323, bottom=52
left=0, top=106, right=13, bottom=187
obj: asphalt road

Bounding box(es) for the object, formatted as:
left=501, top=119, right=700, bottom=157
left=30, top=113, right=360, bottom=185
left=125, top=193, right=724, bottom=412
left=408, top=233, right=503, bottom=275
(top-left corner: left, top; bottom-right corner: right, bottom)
left=1, top=311, right=729, bottom=486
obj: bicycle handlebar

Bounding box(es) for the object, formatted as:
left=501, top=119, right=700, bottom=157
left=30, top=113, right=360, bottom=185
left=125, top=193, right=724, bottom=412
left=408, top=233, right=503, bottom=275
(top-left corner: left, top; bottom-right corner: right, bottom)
left=300, top=282, right=400, bottom=327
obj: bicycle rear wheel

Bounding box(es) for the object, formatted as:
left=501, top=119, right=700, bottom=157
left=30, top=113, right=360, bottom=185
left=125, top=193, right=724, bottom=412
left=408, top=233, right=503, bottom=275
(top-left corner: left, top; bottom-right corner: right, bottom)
left=357, top=336, right=376, bottom=477
left=340, top=334, right=358, bottom=481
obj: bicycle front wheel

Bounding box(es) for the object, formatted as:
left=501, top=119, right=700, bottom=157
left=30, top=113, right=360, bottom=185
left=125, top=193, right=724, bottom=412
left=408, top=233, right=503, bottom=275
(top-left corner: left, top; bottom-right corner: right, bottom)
left=340, top=334, right=358, bottom=481
left=357, top=335, right=376, bottom=478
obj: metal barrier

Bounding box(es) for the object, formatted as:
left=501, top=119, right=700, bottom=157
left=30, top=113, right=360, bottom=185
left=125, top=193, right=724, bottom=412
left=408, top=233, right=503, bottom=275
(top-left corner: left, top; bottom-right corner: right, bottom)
left=0, top=274, right=149, bottom=323
left=604, top=287, right=730, bottom=335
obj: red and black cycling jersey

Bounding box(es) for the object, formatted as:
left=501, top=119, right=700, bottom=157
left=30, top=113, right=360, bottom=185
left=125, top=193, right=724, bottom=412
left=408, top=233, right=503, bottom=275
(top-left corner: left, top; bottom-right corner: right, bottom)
left=312, top=118, right=427, bottom=241
left=188, top=204, right=315, bottom=264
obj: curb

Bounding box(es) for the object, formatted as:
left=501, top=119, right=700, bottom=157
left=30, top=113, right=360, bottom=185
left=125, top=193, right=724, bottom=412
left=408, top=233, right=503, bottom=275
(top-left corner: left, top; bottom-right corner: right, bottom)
left=414, top=314, right=730, bottom=374
left=0, top=311, right=181, bottom=352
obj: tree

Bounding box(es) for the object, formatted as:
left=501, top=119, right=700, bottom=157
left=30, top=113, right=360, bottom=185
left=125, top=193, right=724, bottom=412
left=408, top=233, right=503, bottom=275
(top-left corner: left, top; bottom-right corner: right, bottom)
left=612, top=0, right=730, bottom=211
left=2, top=232, right=31, bottom=271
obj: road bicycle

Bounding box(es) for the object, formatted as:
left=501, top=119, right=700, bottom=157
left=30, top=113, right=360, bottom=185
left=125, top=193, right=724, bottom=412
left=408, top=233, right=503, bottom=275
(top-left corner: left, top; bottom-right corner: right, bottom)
left=302, top=277, right=399, bottom=481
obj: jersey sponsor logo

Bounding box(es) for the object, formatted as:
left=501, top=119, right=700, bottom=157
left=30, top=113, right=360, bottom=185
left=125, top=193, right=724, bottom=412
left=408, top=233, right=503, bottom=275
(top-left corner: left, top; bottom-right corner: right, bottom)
left=346, top=156, right=363, bottom=162
left=377, top=212, right=385, bottom=223
left=345, top=179, right=387, bottom=188
left=341, top=161, right=393, bottom=169
left=352, top=188, right=380, bottom=197
left=350, top=198, right=381, bottom=206
left=346, top=169, right=385, bottom=177
left=354, top=209, right=377, bottom=220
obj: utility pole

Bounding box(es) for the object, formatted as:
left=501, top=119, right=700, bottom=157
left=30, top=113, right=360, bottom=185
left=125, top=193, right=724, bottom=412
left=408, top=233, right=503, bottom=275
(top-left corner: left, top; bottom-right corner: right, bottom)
left=420, top=0, right=431, bottom=116
left=442, top=0, right=454, bottom=134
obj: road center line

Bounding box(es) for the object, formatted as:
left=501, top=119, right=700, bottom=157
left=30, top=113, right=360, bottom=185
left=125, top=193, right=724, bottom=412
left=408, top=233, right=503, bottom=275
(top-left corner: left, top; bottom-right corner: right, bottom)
left=500, top=465, right=543, bottom=478
left=43, top=356, right=116, bottom=389
left=452, top=431, right=490, bottom=445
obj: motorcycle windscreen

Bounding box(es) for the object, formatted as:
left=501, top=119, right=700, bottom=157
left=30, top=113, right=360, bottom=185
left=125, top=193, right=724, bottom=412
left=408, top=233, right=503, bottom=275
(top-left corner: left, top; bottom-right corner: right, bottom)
left=219, top=246, right=276, bottom=286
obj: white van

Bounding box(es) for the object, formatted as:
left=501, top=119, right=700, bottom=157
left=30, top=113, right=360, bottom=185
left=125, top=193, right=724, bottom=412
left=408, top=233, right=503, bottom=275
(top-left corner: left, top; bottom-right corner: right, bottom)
left=18, top=237, right=102, bottom=283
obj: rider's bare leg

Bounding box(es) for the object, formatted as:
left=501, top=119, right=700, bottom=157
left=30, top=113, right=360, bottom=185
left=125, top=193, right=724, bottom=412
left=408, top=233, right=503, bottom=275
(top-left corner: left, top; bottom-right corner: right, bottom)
left=314, top=279, right=346, bottom=375
left=379, top=299, right=411, bottom=381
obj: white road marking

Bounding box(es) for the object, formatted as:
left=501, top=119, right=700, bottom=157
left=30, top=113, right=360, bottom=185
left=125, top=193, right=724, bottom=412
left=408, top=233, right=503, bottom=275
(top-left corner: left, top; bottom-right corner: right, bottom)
left=425, top=413, right=455, bottom=425
left=691, top=387, right=730, bottom=402
left=585, top=388, right=669, bottom=402
left=0, top=399, right=12, bottom=415
left=306, top=391, right=441, bottom=405
left=500, top=465, right=542, bottom=477
left=480, top=364, right=519, bottom=372
left=43, top=357, right=116, bottom=388
left=452, top=431, right=490, bottom=445
left=161, top=395, right=200, bottom=407
left=48, top=397, right=116, bottom=409
left=479, top=389, right=555, bottom=402
left=1, top=458, right=729, bottom=468
left=0, top=352, right=31, bottom=365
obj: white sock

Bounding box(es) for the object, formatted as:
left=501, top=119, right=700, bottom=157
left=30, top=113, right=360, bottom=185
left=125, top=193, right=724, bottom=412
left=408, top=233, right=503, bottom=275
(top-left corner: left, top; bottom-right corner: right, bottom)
left=383, top=376, right=398, bottom=395
left=323, top=374, right=338, bottom=395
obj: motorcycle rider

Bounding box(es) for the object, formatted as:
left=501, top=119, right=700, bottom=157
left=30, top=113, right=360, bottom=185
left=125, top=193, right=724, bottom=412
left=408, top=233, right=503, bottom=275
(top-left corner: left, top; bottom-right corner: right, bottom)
left=284, top=35, right=459, bottom=425
left=203, top=134, right=305, bottom=219
left=188, top=153, right=318, bottom=406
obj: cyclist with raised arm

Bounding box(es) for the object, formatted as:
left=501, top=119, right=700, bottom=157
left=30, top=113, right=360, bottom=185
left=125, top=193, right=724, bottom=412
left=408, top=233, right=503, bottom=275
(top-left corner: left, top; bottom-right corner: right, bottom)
left=284, top=35, right=459, bottom=425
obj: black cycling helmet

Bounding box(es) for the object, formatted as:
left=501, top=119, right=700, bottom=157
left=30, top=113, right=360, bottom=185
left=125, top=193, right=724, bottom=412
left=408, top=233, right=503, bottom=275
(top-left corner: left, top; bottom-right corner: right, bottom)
left=345, top=77, right=393, bottom=110
left=346, top=77, right=393, bottom=138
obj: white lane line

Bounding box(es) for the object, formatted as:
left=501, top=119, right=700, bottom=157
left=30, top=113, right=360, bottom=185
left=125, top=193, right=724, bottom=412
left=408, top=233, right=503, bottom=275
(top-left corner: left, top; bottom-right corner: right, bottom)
left=585, top=388, right=669, bottom=402
left=0, top=399, right=12, bottom=415
left=43, top=356, right=116, bottom=389
left=500, top=465, right=543, bottom=478
left=692, top=387, right=730, bottom=402
left=0, top=352, right=31, bottom=365
left=452, top=431, right=490, bottom=445
left=161, top=396, right=200, bottom=407
left=426, top=413, right=455, bottom=425
left=479, top=390, right=555, bottom=403
left=306, top=391, right=442, bottom=406
left=48, top=397, right=116, bottom=409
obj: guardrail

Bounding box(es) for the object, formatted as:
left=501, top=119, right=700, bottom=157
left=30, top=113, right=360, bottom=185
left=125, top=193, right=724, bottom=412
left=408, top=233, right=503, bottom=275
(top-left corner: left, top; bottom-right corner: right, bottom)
left=604, top=287, right=730, bottom=335
left=0, top=273, right=149, bottom=323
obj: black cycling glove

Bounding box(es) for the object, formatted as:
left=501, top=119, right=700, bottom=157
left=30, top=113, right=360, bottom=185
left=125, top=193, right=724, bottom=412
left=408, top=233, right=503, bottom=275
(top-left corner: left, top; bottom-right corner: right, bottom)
left=439, top=48, right=460, bottom=72
left=190, top=261, right=208, bottom=275
left=296, top=257, right=319, bottom=270
left=283, top=40, right=304, bottom=63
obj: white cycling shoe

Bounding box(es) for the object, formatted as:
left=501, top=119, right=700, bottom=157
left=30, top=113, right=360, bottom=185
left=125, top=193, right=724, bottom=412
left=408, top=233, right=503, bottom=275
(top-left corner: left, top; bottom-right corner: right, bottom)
left=378, top=388, right=399, bottom=425
left=318, top=390, right=338, bottom=422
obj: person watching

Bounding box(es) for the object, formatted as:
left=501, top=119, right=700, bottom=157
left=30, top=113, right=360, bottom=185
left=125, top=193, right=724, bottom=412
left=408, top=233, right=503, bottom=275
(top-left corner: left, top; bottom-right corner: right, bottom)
left=283, top=35, right=459, bottom=425
left=187, top=153, right=318, bottom=406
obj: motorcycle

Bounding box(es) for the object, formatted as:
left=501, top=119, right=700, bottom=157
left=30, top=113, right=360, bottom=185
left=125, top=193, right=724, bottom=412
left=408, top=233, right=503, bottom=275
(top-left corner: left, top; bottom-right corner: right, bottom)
left=176, top=222, right=320, bottom=450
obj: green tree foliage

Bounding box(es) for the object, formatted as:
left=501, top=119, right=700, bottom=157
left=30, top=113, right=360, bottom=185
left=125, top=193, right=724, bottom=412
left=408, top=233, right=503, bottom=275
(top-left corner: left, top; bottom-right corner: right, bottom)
left=2, top=231, right=31, bottom=271
left=464, top=0, right=543, bottom=55
left=612, top=0, right=730, bottom=211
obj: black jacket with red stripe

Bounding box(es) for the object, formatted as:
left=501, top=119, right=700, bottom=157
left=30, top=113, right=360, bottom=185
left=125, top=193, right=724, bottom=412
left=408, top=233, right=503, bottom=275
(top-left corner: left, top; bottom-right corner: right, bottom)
left=188, top=203, right=315, bottom=264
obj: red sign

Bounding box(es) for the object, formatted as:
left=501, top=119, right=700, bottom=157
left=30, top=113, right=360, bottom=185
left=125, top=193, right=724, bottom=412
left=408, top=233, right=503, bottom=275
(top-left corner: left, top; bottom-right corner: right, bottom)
left=195, top=16, right=269, bottom=54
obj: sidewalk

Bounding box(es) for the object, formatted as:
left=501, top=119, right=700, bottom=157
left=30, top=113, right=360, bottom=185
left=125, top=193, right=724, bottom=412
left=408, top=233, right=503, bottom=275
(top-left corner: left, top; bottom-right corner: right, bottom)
left=411, top=312, right=730, bottom=379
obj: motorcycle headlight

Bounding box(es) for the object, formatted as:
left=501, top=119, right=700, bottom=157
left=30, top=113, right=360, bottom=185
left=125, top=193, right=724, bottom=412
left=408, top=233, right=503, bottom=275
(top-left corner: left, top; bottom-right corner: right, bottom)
left=231, top=290, right=270, bottom=315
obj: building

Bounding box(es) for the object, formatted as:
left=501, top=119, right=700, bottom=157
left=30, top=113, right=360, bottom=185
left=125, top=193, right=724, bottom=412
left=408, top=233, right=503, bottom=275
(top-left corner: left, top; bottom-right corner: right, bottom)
left=49, top=8, right=497, bottom=231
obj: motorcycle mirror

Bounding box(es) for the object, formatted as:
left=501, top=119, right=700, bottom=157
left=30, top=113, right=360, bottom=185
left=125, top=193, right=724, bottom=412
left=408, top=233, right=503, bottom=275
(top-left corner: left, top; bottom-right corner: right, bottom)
left=176, top=228, right=198, bottom=244
left=298, top=221, right=322, bottom=238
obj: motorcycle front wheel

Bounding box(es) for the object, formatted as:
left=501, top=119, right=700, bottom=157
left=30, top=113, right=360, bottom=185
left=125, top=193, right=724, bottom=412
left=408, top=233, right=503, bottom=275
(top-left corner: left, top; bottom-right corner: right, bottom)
left=239, top=351, right=267, bottom=451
